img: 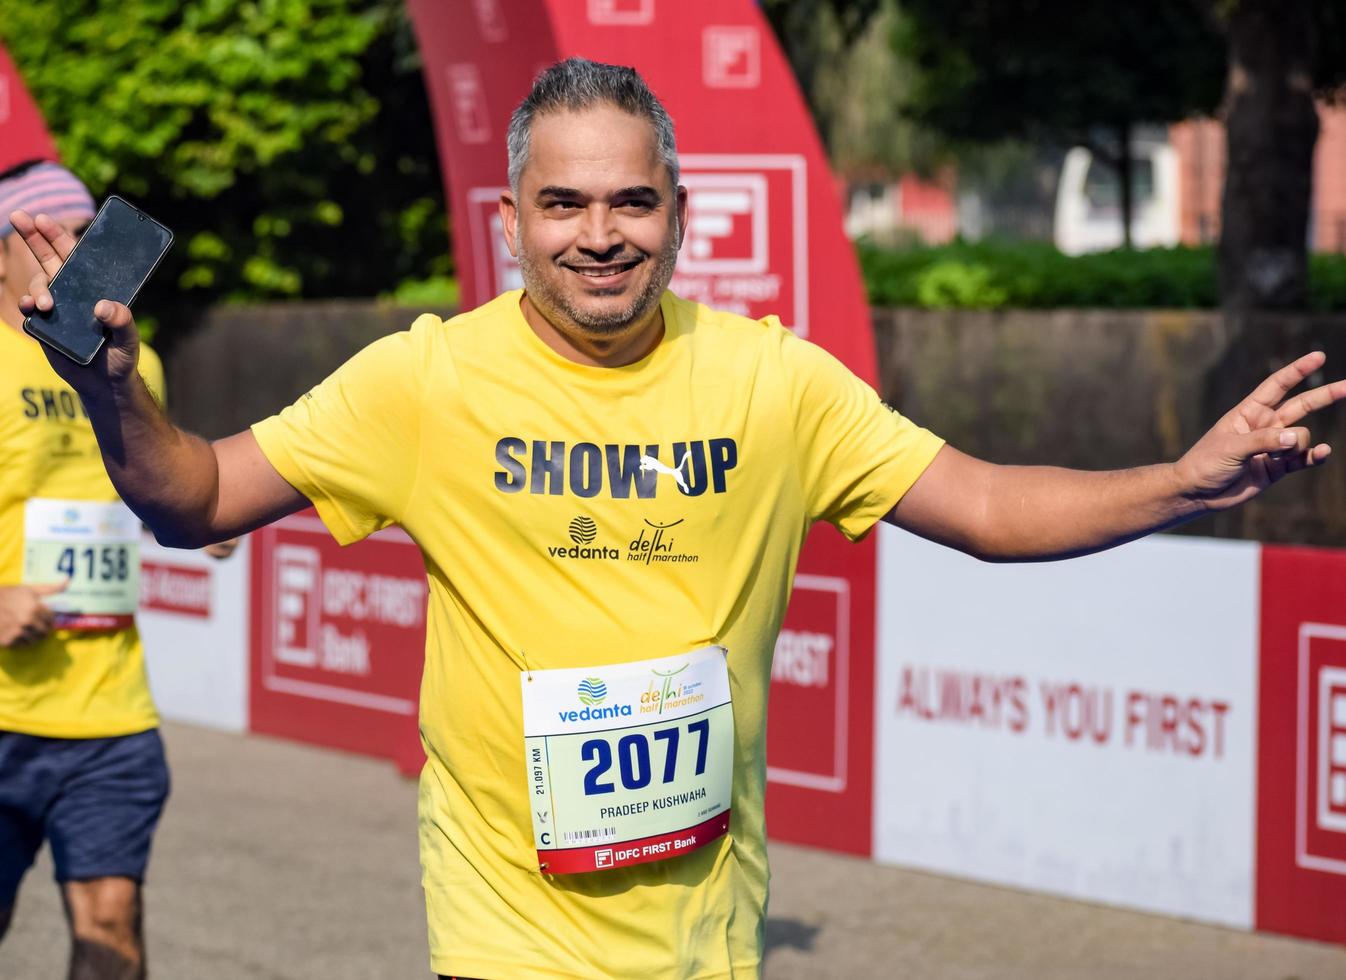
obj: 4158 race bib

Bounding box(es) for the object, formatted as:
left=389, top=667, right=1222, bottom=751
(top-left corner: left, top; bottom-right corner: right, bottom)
left=522, top=645, right=734, bottom=874
left=22, top=498, right=140, bottom=630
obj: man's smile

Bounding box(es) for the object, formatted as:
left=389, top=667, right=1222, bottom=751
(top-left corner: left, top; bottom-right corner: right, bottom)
left=562, top=258, right=643, bottom=280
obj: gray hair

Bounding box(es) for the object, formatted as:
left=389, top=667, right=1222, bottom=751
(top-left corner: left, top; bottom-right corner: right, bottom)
left=506, top=57, right=679, bottom=194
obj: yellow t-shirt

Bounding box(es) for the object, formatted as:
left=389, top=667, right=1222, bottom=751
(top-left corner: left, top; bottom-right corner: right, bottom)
left=0, top=323, right=164, bottom=738
left=252, top=290, right=943, bottom=979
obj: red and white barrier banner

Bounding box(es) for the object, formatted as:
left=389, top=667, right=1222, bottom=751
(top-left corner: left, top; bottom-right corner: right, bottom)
left=139, top=534, right=251, bottom=732
left=409, top=0, right=882, bottom=855
left=874, top=528, right=1258, bottom=927
left=248, top=513, right=426, bottom=774
left=138, top=517, right=1346, bottom=948
left=1256, top=544, right=1346, bottom=943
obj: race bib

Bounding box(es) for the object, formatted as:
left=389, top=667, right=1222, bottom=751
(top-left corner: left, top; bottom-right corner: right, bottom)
left=22, top=499, right=140, bottom=630
left=522, top=645, right=734, bottom=874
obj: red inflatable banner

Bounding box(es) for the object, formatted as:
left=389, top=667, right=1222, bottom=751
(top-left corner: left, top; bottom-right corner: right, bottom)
left=0, top=43, right=59, bottom=173
left=408, top=0, right=880, bottom=854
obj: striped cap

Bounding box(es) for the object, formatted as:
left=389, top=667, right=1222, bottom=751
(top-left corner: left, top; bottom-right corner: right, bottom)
left=0, top=161, right=96, bottom=240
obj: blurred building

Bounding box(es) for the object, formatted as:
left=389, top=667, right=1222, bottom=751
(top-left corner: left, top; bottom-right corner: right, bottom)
left=843, top=172, right=958, bottom=245
left=1171, top=106, right=1346, bottom=252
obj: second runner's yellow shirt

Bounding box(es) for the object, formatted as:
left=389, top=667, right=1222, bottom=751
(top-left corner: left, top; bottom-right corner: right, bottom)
left=0, top=322, right=164, bottom=738
left=252, top=291, right=943, bottom=979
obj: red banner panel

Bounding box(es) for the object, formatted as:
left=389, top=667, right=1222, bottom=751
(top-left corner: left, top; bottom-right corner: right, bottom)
left=0, top=43, right=59, bottom=173
left=141, top=560, right=211, bottom=618
left=249, top=513, right=425, bottom=775
left=409, top=0, right=881, bottom=855
left=1257, top=544, right=1346, bottom=941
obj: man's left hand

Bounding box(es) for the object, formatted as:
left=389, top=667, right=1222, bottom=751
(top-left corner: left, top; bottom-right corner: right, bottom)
left=1174, top=351, right=1346, bottom=512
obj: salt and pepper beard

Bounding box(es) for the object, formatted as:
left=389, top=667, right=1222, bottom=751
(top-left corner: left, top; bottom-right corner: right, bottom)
left=516, top=214, right=682, bottom=339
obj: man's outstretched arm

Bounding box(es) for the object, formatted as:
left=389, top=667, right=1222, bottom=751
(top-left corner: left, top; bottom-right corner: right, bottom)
left=886, top=352, right=1346, bottom=561
left=13, top=209, right=308, bottom=547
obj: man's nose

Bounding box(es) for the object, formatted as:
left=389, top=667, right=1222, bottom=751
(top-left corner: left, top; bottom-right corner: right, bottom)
left=576, top=204, right=621, bottom=255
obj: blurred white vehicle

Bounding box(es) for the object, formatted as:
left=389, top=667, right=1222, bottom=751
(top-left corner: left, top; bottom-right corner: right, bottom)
left=1054, top=132, right=1180, bottom=254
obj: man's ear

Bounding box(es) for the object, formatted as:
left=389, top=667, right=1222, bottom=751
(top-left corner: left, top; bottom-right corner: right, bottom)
left=674, top=185, right=689, bottom=251
left=499, top=192, right=520, bottom=258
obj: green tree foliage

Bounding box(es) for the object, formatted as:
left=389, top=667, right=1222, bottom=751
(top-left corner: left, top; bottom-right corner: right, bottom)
left=762, top=0, right=946, bottom=179
left=894, top=1, right=1228, bottom=246
left=0, top=0, right=448, bottom=319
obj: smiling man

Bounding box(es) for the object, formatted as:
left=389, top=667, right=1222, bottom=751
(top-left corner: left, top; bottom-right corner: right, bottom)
left=9, top=58, right=1346, bottom=979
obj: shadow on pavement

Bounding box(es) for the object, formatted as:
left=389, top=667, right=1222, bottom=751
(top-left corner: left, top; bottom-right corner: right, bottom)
left=764, top=916, right=821, bottom=962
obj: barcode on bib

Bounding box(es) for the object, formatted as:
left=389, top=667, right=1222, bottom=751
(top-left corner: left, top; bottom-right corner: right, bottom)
left=563, top=827, right=617, bottom=844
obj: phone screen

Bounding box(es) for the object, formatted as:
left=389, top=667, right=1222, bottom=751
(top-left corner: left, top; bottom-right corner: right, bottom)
left=23, top=195, right=173, bottom=364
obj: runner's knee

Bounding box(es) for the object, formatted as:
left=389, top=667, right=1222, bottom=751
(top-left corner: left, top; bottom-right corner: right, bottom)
left=64, top=877, right=142, bottom=951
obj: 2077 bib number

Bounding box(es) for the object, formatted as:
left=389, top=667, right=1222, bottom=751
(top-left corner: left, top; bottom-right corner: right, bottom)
left=580, top=718, right=710, bottom=796
left=521, top=646, right=734, bottom=875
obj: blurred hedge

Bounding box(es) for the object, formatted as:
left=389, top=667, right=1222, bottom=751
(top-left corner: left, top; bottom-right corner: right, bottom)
left=858, top=240, right=1346, bottom=311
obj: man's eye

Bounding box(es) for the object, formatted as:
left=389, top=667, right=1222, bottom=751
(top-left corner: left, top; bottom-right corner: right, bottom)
left=620, top=200, right=655, bottom=212
left=547, top=201, right=580, bottom=212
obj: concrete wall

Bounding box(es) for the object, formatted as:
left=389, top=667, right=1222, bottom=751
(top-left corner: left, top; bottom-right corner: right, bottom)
left=160, top=302, right=1346, bottom=545
left=874, top=308, right=1346, bottom=546
left=159, top=301, right=453, bottom=440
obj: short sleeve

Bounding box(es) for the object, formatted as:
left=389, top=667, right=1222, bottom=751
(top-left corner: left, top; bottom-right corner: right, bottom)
left=250, top=322, right=429, bottom=545
left=783, top=328, right=943, bottom=540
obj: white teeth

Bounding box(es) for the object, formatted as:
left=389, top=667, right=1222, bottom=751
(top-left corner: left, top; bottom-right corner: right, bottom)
left=572, top=264, right=634, bottom=278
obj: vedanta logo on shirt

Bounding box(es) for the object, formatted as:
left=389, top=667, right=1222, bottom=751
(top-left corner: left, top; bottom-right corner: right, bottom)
left=494, top=438, right=738, bottom=498
left=548, top=516, right=620, bottom=561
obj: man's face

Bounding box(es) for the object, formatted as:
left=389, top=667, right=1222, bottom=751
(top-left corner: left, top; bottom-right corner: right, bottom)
left=502, top=104, right=688, bottom=341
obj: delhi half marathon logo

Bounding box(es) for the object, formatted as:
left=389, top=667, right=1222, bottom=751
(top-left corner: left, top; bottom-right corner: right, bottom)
left=547, top=517, right=619, bottom=562
left=627, top=518, right=699, bottom=565
left=578, top=677, right=607, bottom=706
left=641, top=662, right=705, bottom=715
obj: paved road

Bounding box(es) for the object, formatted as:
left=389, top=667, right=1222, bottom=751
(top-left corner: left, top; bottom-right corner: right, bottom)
left=4, top=722, right=1344, bottom=979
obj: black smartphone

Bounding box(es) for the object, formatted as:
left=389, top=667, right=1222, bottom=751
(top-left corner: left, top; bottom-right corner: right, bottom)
left=22, top=195, right=173, bottom=365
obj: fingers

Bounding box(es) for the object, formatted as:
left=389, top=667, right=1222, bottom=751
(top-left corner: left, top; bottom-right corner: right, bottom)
left=1236, top=426, right=1333, bottom=474
left=1246, top=352, right=1328, bottom=410
left=1231, top=426, right=1311, bottom=462
left=30, top=579, right=69, bottom=596
left=1274, top=377, right=1346, bottom=425
left=23, top=269, right=52, bottom=314
left=8, top=209, right=78, bottom=279
left=94, top=300, right=134, bottom=331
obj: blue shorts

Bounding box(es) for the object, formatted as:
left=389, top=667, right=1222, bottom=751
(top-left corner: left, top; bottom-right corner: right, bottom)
left=0, top=728, right=170, bottom=905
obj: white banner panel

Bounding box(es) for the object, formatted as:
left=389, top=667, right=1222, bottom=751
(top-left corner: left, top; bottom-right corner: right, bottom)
left=138, top=534, right=250, bottom=731
left=874, top=528, right=1258, bottom=928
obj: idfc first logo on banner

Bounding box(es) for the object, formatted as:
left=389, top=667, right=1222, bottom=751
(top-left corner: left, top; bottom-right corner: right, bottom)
left=1257, top=545, right=1346, bottom=944
left=250, top=513, right=428, bottom=771
left=671, top=156, right=809, bottom=336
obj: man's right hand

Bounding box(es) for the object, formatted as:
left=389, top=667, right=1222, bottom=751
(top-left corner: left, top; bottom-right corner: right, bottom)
left=8, top=208, right=142, bottom=393
left=0, top=581, right=68, bottom=647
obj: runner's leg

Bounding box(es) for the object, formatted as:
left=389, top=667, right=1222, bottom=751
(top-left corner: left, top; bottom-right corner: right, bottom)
left=62, top=876, right=144, bottom=980
left=0, top=730, right=54, bottom=944
left=45, top=729, right=169, bottom=980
